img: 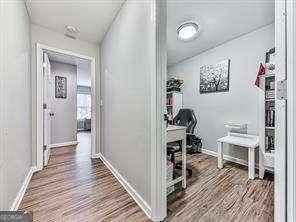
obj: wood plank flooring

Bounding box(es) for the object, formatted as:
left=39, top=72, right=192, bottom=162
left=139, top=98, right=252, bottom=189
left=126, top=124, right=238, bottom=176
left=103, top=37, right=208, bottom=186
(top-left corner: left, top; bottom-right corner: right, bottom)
left=166, top=154, right=274, bottom=222
left=20, top=132, right=273, bottom=222
left=20, top=133, right=148, bottom=222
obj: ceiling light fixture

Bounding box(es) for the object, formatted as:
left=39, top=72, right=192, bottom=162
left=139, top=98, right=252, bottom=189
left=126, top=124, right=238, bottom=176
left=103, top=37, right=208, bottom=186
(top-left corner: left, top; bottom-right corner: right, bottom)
left=177, top=22, right=199, bottom=41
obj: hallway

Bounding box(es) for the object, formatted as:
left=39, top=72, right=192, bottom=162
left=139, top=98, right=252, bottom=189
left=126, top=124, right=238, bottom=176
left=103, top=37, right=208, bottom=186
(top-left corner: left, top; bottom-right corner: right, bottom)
left=20, top=133, right=148, bottom=222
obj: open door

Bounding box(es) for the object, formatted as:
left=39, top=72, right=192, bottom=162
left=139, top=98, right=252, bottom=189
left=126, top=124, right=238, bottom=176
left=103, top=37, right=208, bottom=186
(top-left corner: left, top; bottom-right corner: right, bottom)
left=275, top=0, right=287, bottom=220
left=286, top=0, right=296, bottom=220
left=43, top=52, right=52, bottom=166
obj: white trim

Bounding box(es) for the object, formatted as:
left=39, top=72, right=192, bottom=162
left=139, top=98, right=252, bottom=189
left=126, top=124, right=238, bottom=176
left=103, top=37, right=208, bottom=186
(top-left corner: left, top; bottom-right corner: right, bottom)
left=287, top=0, right=296, bottom=221
left=275, top=0, right=287, bottom=221
left=36, top=43, right=99, bottom=170
left=201, top=148, right=219, bottom=158
left=98, top=153, right=151, bottom=219
left=10, top=166, right=38, bottom=211
left=91, top=153, right=100, bottom=159
left=36, top=43, right=43, bottom=170
left=151, top=0, right=167, bottom=221
left=49, top=141, right=78, bottom=148
left=201, top=148, right=260, bottom=170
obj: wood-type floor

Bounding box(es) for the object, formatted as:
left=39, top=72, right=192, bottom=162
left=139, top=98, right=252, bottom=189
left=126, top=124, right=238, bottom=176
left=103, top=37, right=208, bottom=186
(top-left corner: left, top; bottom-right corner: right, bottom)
left=20, top=132, right=274, bottom=222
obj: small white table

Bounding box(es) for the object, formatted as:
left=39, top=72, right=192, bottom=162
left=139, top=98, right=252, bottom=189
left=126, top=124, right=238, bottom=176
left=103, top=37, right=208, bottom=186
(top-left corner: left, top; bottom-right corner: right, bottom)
left=167, top=125, right=187, bottom=188
left=217, top=133, right=259, bottom=179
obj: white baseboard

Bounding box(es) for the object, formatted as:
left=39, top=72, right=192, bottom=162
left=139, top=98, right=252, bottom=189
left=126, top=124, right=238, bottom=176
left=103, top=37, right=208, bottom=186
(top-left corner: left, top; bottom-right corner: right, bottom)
left=49, top=141, right=78, bottom=148
left=91, top=153, right=100, bottom=159
left=201, top=148, right=259, bottom=169
left=98, top=153, right=151, bottom=219
left=10, top=166, right=38, bottom=211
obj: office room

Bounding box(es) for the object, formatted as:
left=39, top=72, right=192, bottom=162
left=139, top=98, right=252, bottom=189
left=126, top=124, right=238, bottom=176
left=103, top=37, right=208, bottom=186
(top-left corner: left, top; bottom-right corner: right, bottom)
left=165, top=0, right=276, bottom=221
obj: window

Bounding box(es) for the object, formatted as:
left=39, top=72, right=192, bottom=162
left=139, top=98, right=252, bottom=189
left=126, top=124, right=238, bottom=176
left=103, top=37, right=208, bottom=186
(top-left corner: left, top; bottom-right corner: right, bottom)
left=77, top=94, right=91, bottom=119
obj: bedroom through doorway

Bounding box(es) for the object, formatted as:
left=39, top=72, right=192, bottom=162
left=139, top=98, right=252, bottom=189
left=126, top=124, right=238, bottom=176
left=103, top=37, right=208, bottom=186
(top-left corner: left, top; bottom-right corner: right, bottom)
left=40, top=46, right=95, bottom=167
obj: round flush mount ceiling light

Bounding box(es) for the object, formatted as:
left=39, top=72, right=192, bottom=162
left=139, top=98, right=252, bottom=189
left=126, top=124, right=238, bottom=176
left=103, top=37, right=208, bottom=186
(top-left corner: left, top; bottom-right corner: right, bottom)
left=177, top=22, right=199, bottom=41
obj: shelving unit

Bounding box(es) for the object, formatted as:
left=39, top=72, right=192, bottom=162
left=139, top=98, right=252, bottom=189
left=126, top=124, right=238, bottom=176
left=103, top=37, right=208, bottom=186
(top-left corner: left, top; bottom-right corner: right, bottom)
left=166, top=92, right=183, bottom=124
left=259, top=48, right=275, bottom=178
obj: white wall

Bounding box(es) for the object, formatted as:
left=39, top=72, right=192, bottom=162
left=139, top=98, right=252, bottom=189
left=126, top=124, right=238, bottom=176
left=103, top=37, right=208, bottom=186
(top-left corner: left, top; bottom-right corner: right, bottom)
left=77, top=62, right=91, bottom=87
left=100, top=0, right=155, bottom=208
left=31, top=24, right=100, bottom=164
left=50, top=61, right=77, bottom=144
left=0, top=0, right=31, bottom=210
left=168, top=24, right=275, bottom=162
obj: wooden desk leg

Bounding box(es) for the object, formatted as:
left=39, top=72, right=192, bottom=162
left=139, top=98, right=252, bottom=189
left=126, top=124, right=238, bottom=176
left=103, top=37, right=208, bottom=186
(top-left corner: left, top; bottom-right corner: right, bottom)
left=182, top=137, right=186, bottom=189
left=248, top=148, right=255, bottom=179
left=217, top=141, right=223, bottom=169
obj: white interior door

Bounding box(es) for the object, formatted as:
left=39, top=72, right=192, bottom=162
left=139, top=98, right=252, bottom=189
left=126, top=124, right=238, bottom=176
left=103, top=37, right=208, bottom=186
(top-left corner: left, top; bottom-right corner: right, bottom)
left=275, top=0, right=287, bottom=220
left=286, top=0, right=296, bottom=220
left=43, top=52, right=52, bottom=166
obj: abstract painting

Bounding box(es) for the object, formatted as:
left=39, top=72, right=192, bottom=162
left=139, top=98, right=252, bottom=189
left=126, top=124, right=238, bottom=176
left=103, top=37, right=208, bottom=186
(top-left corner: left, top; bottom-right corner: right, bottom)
left=55, top=76, right=67, bottom=98
left=200, top=59, right=230, bottom=93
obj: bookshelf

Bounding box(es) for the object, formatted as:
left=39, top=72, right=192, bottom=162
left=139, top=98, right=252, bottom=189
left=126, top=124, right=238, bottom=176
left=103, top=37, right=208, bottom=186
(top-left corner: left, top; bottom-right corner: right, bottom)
left=166, top=92, right=183, bottom=124
left=259, top=48, right=275, bottom=179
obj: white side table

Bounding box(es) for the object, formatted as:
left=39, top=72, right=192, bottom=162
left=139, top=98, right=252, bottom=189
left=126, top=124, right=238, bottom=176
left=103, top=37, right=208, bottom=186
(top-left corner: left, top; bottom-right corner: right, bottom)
left=217, top=133, right=259, bottom=179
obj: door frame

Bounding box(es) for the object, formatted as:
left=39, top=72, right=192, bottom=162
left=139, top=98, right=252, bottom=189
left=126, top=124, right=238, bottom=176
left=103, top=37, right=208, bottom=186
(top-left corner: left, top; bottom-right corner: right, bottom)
left=275, top=0, right=289, bottom=220
left=42, top=52, right=51, bottom=166
left=153, top=1, right=291, bottom=221
left=286, top=0, right=296, bottom=221
left=36, top=43, right=97, bottom=170
left=151, top=0, right=167, bottom=221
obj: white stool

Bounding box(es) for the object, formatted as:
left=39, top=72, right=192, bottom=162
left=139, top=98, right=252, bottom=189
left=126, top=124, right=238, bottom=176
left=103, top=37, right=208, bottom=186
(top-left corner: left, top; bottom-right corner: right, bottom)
left=217, top=133, right=259, bottom=179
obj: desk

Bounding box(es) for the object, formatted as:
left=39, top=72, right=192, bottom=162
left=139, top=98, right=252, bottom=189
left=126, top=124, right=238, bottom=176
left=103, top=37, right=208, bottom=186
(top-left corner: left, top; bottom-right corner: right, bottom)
left=217, top=132, right=259, bottom=179
left=167, top=125, right=187, bottom=188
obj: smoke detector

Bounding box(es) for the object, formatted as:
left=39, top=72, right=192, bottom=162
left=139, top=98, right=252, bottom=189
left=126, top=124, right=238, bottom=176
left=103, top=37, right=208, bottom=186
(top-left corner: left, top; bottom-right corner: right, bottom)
left=64, top=25, right=79, bottom=39
left=65, top=25, right=79, bottom=34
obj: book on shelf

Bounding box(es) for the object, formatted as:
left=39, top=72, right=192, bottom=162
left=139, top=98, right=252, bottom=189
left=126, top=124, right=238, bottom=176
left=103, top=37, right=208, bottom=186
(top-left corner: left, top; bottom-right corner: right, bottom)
left=265, top=106, right=275, bottom=127
left=265, top=135, right=275, bottom=152
left=266, top=90, right=275, bottom=99
left=265, top=80, right=275, bottom=90
left=166, top=97, right=172, bottom=106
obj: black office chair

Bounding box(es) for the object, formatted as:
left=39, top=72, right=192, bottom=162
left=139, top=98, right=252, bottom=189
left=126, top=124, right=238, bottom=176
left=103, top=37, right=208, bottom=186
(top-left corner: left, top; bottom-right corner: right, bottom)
left=167, top=109, right=201, bottom=177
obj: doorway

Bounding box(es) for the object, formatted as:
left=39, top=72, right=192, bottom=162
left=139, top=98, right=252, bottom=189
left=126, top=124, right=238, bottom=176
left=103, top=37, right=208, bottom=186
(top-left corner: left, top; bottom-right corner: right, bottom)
left=76, top=61, right=92, bottom=158
left=36, top=44, right=97, bottom=170
left=153, top=0, right=288, bottom=221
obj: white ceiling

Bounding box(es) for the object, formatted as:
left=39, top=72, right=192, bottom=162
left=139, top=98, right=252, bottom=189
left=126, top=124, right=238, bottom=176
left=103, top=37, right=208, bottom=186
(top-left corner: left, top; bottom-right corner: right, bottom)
left=26, top=0, right=274, bottom=65
left=47, top=51, right=91, bottom=87
left=25, top=0, right=125, bottom=43
left=167, top=0, right=275, bottom=66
